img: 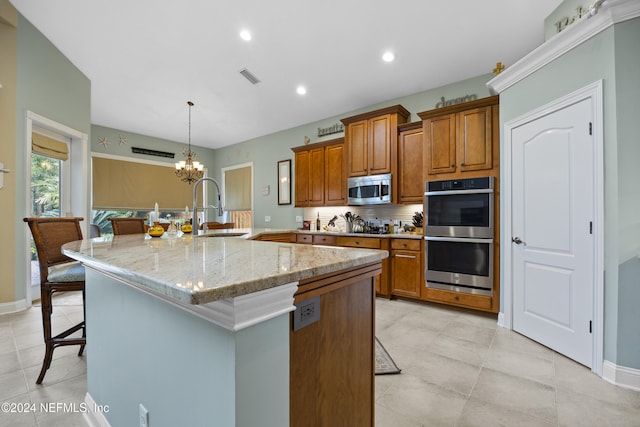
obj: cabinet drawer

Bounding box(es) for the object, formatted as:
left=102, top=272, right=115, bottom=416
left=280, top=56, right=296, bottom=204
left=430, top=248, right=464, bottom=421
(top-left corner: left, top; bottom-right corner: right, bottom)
left=296, top=234, right=313, bottom=244
left=390, top=239, right=421, bottom=251
left=336, top=236, right=381, bottom=249
left=312, top=235, right=337, bottom=245
left=423, top=288, right=492, bottom=311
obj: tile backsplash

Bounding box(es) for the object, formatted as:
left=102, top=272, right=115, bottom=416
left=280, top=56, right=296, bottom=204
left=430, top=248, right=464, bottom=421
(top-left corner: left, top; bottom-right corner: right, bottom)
left=302, top=204, right=423, bottom=232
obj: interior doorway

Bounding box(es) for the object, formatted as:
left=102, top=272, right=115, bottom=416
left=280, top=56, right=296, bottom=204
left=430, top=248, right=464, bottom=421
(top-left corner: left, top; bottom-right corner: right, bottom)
left=502, top=81, right=604, bottom=375
left=24, top=111, right=89, bottom=305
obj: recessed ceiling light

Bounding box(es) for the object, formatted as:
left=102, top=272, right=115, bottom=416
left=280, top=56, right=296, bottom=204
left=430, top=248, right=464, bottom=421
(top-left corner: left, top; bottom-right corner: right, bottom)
left=296, top=86, right=307, bottom=95
left=240, top=30, right=252, bottom=41
left=382, top=51, right=395, bottom=62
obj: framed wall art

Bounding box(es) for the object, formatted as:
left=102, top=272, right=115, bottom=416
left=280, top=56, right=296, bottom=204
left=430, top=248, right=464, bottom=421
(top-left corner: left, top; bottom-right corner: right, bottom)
left=277, top=159, right=291, bottom=205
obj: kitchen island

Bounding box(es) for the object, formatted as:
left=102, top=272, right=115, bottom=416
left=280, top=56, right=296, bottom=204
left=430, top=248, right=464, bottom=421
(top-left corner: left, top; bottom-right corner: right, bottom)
left=62, top=230, right=386, bottom=427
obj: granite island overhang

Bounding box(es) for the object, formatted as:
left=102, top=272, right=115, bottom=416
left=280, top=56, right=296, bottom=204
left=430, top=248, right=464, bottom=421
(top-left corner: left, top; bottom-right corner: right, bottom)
left=62, top=231, right=387, bottom=426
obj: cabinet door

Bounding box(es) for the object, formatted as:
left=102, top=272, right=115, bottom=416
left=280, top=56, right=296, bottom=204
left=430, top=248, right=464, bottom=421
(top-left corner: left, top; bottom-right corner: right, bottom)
left=309, top=147, right=325, bottom=206
left=398, top=128, right=424, bottom=203
left=368, top=114, right=392, bottom=175
left=457, top=106, right=492, bottom=172
left=294, top=151, right=309, bottom=206
left=390, top=249, right=421, bottom=298
left=347, top=120, right=368, bottom=177
left=424, top=113, right=456, bottom=175
left=325, top=144, right=345, bottom=205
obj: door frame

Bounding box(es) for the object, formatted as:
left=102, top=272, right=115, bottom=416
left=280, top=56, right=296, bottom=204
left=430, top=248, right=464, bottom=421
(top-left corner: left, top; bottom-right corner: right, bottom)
left=501, top=80, right=604, bottom=375
left=24, top=111, right=89, bottom=306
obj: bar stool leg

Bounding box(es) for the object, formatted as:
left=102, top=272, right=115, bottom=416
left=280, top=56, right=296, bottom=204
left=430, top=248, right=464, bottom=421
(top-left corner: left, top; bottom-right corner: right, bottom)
left=36, top=285, right=54, bottom=385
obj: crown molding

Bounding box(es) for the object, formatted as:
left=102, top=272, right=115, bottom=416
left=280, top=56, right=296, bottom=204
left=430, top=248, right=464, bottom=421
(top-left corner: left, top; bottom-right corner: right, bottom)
left=487, top=0, right=640, bottom=94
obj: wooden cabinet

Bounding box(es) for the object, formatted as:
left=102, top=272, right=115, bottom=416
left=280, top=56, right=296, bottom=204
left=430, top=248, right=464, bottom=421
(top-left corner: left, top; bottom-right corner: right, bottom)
left=419, top=96, right=498, bottom=179
left=390, top=239, right=422, bottom=298
left=291, top=262, right=378, bottom=426
left=336, top=236, right=390, bottom=296
left=253, top=232, right=295, bottom=243
left=324, top=143, right=346, bottom=205
left=292, top=138, right=344, bottom=207
left=397, top=122, right=424, bottom=204
left=341, top=105, right=410, bottom=178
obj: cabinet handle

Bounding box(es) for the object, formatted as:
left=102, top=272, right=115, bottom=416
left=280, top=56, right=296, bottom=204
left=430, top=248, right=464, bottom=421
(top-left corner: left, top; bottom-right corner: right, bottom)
left=454, top=295, right=460, bottom=301
left=460, top=162, right=465, bottom=166
left=395, top=254, right=416, bottom=259
left=450, top=164, right=455, bottom=167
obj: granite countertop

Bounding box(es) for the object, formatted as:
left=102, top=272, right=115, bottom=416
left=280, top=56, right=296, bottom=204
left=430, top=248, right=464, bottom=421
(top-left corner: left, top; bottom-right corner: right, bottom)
left=254, top=228, right=423, bottom=240
left=62, top=229, right=387, bottom=306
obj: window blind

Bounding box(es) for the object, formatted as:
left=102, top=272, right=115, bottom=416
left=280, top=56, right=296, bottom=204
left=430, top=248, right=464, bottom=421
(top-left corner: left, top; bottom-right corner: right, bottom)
left=92, top=157, right=192, bottom=210
left=32, top=132, right=69, bottom=161
left=224, top=166, right=252, bottom=211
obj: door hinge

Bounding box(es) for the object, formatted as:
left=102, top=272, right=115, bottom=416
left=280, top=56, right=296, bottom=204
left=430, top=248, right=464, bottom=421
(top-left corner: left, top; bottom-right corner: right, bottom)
left=589, top=221, right=593, bottom=234
left=589, top=122, right=593, bottom=135
left=589, top=320, right=593, bottom=334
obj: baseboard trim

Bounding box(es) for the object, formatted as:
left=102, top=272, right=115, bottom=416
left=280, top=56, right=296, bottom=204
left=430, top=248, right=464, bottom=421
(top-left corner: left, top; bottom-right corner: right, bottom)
left=0, top=299, right=28, bottom=315
left=83, top=393, right=111, bottom=427
left=602, top=360, right=640, bottom=391
left=497, top=312, right=506, bottom=328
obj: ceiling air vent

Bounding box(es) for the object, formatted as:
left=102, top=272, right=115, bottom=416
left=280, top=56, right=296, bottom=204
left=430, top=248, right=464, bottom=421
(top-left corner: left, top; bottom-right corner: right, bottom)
left=239, top=68, right=261, bottom=85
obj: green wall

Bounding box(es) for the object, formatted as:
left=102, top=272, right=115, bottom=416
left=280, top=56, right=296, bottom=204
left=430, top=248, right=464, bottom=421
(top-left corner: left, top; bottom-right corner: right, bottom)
left=211, top=73, right=494, bottom=229
left=612, top=17, right=640, bottom=369
left=13, top=14, right=91, bottom=302
left=499, top=17, right=640, bottom=369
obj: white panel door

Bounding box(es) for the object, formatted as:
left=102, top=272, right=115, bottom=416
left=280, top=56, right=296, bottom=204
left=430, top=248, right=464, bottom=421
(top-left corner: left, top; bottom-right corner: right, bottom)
left=511, top=98, right=594, bottom=367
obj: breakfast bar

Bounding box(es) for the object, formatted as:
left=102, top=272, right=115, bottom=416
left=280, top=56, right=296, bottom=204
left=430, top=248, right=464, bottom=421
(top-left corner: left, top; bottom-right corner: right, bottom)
left=62, top=230, right=386, bottom=427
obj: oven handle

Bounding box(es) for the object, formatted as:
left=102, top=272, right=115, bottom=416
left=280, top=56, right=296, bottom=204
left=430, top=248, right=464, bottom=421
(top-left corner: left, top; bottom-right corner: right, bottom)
left=424, top=236, right=493, bottom=244
left=424, top=188, right=493, bottom=196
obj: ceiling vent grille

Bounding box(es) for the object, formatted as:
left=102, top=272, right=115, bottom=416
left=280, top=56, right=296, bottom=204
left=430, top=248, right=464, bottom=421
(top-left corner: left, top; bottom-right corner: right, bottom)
left=239, top=68, right=261, bottom=85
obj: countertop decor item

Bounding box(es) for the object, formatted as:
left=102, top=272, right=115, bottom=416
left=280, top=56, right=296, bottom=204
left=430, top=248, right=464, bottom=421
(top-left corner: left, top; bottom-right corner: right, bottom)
left=148, top=221, right=165, bottom=237
left=181, top=219, right=192, bottom=234
left=175, top=101, right=204, bottom=184
left=412, top=211, right=424, bottom=228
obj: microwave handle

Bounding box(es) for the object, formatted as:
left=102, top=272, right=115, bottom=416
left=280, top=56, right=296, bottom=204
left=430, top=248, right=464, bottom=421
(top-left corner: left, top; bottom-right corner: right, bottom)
left=379, top=182, right=383, bottom=201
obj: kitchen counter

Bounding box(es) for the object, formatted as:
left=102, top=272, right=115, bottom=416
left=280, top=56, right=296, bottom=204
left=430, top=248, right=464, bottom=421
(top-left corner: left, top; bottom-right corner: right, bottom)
left=251, top=227, right=424, bottom=240
left=62, top=228, right=387, bottom=305
left=63, top=228, right=384, bottom=426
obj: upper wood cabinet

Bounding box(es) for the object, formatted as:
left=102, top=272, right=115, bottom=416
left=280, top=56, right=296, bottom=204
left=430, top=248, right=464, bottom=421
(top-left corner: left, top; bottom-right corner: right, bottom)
left=324, top=143, right=346, bottom=205
left=397, top=122, right=424, bottom=204
left=292, top=138, right=345, bottom=207
left=341, top=105, right=410, bottom=178
left=419, top=96, right=498, bottom=178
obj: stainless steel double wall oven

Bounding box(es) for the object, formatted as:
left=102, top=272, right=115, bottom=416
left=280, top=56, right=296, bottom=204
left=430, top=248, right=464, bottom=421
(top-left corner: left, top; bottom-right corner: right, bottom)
left=424, top=177, right=494, bottom=296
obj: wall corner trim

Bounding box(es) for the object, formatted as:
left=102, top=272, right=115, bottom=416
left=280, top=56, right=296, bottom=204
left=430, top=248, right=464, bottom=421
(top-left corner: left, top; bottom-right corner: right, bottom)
left=487, top=0, right=640, bottom=94
left=83, top=393, right=111, bottom=427
left=602, top=360, right=640, bottom=391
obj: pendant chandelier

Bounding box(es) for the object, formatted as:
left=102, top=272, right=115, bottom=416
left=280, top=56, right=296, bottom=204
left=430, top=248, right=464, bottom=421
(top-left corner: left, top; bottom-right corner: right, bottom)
left=175, top=101, right=204, bottom=184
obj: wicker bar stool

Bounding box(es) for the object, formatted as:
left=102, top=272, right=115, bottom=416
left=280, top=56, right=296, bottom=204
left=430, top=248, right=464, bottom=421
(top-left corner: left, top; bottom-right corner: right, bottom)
left=23, top=217, right=86, bottom=384
left=109, top=217, right=147, bottom=235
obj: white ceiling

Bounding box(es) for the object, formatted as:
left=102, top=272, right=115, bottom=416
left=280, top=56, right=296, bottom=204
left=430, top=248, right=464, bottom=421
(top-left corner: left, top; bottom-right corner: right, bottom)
left=10, top=0, right=562, bottom=150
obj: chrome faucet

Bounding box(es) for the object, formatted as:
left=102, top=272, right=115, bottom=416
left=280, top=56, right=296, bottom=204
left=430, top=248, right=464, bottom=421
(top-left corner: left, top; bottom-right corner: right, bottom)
left=192, top=177, right=223, bottom=232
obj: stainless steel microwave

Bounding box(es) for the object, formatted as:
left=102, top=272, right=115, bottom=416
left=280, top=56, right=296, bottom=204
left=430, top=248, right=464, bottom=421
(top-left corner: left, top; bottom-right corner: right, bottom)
left=347, top=173, right=392, bottom=205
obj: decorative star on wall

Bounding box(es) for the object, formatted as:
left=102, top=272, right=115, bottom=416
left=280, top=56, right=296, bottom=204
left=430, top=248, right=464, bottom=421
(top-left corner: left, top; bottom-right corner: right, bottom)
left=119, top=135, right=128, bottom=145
left=98, top=136, right=109, bottom=147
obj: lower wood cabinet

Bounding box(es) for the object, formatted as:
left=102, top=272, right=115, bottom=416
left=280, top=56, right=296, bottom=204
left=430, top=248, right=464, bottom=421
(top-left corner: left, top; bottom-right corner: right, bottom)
left=256, top=232, right=498, bottom=312
left=336, top=236, right=390, bottom=296
left=390, top=239, right=422, bottom=298
left=291, top=263, right=378, bottom=426
left=253, top=232, right=295, bottom=243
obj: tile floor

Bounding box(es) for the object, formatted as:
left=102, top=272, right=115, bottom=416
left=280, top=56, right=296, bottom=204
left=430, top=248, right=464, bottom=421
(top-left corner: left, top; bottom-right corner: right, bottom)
left=1, top=293, right=639, bottom=426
